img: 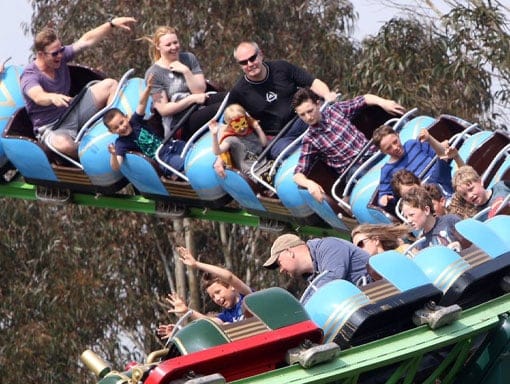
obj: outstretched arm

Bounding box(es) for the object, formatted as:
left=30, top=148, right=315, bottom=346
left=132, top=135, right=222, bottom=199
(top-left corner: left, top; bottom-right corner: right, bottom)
left=418, top=129, right=446, bottom=157
left=364, top=94, right=406, bottom=116
left=310, top=79, right=337, bottom=103
left=164, top=292, right=222, bottom=324
left=177, top=246, right=252, bottom=296
left=135, top=73, right=153, bottom=116
left=73, top=16, right=136, bottom=54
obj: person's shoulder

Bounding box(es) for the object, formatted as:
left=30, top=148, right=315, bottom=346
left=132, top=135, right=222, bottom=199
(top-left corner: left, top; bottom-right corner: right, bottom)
left=439, top=213, right=461, bottom=225
left=268, top=59, right=298, bottom=69
left=181, top=51, right=198, bottom=59
left=494, top=179, right=510, bottom=190
left=21, top=61, right=38, bottom=77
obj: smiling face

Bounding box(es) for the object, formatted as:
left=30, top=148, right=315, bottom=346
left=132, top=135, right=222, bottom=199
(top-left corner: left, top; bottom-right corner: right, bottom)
left=379, top=133, right=404, bottom=160
left=295, top=99, right=322, bottom=126
left=39, top=39, right=65, bottom=70
left=206, top=282, right=238, bottom=309
left=106, top=112, right=132, bottom=136
left=157, top=33, right=180, bottom=59
left=235, top=43, right=265, bottom=81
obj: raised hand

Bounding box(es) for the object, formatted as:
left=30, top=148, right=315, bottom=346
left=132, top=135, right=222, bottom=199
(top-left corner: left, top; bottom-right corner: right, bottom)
left=176, top=246, right=197, bottom=268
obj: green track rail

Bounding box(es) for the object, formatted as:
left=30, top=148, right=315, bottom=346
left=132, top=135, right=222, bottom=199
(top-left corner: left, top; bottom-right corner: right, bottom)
left=233, top=293, right=510, bottom=384
left=0, top=181, right=343, bottom=237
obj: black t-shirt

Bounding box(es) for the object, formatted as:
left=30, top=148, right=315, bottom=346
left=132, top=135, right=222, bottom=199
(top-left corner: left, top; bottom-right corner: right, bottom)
left=114, top=112, right=162, bottom=158
left=228, top=60, right=315, bottom=135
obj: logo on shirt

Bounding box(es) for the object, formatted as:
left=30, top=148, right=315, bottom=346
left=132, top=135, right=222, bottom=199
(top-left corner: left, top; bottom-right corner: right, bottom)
left=266, top=91, right=277, bottom=103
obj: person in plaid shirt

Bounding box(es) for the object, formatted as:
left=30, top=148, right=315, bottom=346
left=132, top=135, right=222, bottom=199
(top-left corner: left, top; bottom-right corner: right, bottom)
left=292, top=88, right=405, bottom=202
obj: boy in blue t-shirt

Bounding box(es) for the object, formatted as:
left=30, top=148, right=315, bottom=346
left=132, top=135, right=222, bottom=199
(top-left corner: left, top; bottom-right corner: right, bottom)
left=157, top=246, right=253, bottom=339
left=103, top=74, right=185, bottom=178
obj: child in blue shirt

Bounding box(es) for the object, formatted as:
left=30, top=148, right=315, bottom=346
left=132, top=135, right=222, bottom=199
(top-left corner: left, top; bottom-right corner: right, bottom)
left=103, top=74, right=185, bottom=178
left=157, top=246, right=253, bottom=339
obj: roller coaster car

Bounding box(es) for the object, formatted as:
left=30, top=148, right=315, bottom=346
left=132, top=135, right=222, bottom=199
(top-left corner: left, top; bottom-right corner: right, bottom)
left=305, top=251, right=445, bottom=349
left=118, top=88, right=232, bottom=214
left=350, top=114, right=478, bottom=224
left=0, top=65, right=129, bottom=197
left=84, top=288, right=336, bottom=384
left=213, top=123, right=323, bottom=232
left=0, top=64, right=25, bottom=178
left=294, top=105, right=401, bottom=232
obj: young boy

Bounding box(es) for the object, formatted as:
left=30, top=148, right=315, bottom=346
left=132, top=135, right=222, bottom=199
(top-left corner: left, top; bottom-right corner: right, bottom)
left=103, top=74, right=186, bottom=178
left=423, top=183, right=447, bottom=216
left=157, top=246, right=253, bottom=339
left=372, top=125, right=460, bottom=210
left=452, top=165, right=510, bottom=217
left=291, top=88, right=405, bottom=202
left=401, top=186, right=464, bottom=250
left=391, top=169, right=421, bottom=198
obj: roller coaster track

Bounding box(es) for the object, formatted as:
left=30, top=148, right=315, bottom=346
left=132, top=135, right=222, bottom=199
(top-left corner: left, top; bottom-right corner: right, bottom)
left=234, top=292, right=510, bottom=384
left=0, top=180, right=342, bottom=237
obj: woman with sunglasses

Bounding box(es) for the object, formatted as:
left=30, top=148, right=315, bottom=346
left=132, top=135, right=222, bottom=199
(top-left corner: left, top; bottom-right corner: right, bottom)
left=351, top=223, right=413, bottom=282
left=21, top=17, right=136, bottom=158
left=351, top=223, right=412, bottom=256
left=144, top=26, right=226, bottom=141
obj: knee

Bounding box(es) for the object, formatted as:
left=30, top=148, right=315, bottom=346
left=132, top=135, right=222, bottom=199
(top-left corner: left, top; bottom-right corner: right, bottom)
left=103, top=78, right=118, bottom=93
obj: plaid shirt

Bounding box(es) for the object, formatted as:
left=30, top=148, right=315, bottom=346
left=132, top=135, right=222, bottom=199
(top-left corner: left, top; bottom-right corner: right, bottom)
left=295, top=96, right=370, bottom=175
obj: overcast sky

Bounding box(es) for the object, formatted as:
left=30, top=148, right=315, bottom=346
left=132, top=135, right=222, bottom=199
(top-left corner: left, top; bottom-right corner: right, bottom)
left=0, top=1, right=406, bottom=66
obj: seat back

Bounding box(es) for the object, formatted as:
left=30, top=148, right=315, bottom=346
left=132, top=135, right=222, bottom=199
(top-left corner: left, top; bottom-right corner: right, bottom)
left=413, top=246, right=471, bottom=293
left=170, top=318, right=230, bottom=355
left=369, top=250, right=431, bottom=291
left=243, top=287, right=309, bottom=330
left=455, top=218, right=510, bottom=258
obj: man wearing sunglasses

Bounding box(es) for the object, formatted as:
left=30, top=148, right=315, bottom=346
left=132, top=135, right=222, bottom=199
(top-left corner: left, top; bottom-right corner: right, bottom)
left=227, top=41, right=337, bottom=161
left=21, top=16, right=136, bottom=158
left=263, top=233, right=370, bottom=303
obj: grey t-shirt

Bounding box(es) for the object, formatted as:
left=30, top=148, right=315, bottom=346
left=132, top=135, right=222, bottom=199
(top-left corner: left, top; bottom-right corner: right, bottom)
left=145, top=52, right=203, bottom=131
left=418, top=214, right=461, bottom=249
left=301, top=237, right=370, bottom=303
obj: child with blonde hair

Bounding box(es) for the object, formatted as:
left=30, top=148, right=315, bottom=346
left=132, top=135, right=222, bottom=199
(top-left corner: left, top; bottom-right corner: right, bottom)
left=452, top=165, right=510, bottom=217
left=209, top=103, right=267, bottom=176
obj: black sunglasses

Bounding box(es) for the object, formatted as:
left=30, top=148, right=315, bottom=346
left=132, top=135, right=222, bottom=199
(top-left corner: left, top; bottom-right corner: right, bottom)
left=356, top=238, right=370, bottom=248
left=44, top=46, right=65, bottom=57
left=238, top=52, right=258, bottom=66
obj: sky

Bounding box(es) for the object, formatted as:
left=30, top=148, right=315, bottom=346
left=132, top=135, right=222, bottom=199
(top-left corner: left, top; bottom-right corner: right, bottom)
left=0, top=1, right=403, bottom=66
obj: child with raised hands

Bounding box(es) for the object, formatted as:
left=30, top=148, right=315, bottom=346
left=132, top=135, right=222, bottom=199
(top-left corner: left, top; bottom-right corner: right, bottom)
left=157, top=246, right=253, bottom=339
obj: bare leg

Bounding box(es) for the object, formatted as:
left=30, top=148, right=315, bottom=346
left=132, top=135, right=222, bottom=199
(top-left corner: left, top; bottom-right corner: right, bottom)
left=89, top=78, right=118, bottom=107
left=47, top=132, right=79, bottom=159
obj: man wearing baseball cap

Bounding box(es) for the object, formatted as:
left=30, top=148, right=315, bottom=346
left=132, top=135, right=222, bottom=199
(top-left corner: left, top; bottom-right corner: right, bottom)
left=263, top=233, right=370, bottom=303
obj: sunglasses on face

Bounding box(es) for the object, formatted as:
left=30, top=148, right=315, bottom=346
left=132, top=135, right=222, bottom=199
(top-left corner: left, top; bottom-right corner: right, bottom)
left=356, top=238, right=370, bottom=248
left=237, top=52, right=258, bottom=66
left=44, top=46, right=65, bottom=57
